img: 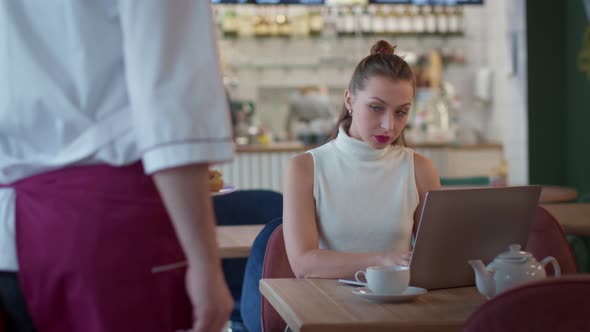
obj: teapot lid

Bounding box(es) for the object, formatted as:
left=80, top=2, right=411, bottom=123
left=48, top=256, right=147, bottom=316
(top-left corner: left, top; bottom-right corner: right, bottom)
left=496, top=244, right=530, bottom=262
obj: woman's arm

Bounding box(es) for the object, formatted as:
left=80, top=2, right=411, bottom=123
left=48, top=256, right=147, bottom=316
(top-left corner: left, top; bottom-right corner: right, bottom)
left=412, top=153, right=442, bottom=233
left=283, top=154, right=409, bottom=279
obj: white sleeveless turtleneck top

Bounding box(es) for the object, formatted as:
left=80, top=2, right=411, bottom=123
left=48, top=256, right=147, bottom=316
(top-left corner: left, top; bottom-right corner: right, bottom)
left=307, top=126, right=419, bottom=253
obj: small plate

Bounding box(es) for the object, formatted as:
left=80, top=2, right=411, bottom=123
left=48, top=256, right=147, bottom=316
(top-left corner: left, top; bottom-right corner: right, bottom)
left=352, top=286, right=427, bottom=303
left=211, top=186, right=236, bottom=196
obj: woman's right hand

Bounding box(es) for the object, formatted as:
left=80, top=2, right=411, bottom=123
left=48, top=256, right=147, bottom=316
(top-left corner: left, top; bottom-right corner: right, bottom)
left=381, top=250, right=412, bottom=267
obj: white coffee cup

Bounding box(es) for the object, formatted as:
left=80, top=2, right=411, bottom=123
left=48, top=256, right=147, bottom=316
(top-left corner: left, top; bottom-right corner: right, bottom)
left=354, top=265, right=410, bottom=295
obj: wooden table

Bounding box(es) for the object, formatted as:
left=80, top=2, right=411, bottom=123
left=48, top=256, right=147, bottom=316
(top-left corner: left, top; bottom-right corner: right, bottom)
left=217, top=224, right=264, bottom=259
left=260, top=278, right=486, bottom=332
left=152, top=224, right=264, bottom=273
left=542, top=203, right=590, bottom=236
left=538, top=186, right=579, bottom=204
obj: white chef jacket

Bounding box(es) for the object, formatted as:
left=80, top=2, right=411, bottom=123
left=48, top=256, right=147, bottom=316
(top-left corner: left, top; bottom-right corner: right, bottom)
left=0, top=0, right=234, bottom=271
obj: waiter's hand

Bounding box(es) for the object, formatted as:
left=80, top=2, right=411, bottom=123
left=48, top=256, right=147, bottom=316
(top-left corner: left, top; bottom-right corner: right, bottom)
left=184, top=264, right=233, bottom=332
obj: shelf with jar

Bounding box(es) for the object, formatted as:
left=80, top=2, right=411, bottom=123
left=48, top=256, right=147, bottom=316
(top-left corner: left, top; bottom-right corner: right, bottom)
left=213, top=4, right=465, bottom=39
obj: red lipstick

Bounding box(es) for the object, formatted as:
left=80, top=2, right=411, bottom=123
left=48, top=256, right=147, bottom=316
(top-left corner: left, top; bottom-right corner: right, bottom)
left=375, top=135, right=391, bottom=143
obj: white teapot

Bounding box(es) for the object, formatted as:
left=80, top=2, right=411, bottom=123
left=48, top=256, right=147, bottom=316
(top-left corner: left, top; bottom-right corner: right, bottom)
left=468, top=244, right=561, bottom=298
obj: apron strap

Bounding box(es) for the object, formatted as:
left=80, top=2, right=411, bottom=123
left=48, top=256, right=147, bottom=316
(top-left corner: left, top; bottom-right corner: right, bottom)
left=43, top=110, right=133, bottom=166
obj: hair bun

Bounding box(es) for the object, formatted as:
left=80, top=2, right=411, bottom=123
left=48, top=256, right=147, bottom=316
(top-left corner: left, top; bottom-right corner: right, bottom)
left=370, top=40, right=396, bottom=56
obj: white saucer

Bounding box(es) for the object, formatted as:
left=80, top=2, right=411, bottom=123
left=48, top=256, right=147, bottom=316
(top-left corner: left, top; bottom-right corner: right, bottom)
left=211, top=186, right=237, bottom=196
left=352, top=286, right=427, bottom=303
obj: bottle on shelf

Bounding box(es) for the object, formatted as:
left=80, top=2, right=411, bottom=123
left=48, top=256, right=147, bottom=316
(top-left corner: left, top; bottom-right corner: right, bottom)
left=372, top=5, right=386, bottom=35
left=449, top=6, right=464, bottom=34
left=343, top=6, right=357, bottom=37
left=277, top=12, right=291, bottom=38
left=399, top=5, right=413, bottom=35
left=292, top=6, right=310, bottom=37
left=254, top=7, right=270, bottom=38
left=323, top=6, right=338, bottom=38
left=309, top=7, right=324, bottom=37
left=413, top=5, right=426, bottom=35
left=423, top=50, right=455, bottom=143
left=424, top=5, right=437, bottom=34
left=222, top=7, right=238, bottom=38
left=268, top=7, right=280, bottom=37
left=335, top=6, right=346, bottom=37
left=385, top=6, right=399, bottom=36
left=214, top=2, right=469, bottom=40
left=237, top=6, right=255, bottom=38
left=435, top=6, right=449, bottom=35
left=360, top=5, right=372, bottom=36
left=212, top=5, right=223, bottom=31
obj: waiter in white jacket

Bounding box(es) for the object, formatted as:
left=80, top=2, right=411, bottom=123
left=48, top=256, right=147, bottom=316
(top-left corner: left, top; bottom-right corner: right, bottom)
left=0, top=1, right=234, bottom=331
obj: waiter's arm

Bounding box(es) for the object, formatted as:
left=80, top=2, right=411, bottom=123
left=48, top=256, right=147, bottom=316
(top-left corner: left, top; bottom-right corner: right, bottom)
left=152, top=164, right=233, bottom=332
left=152, top=164, right=219, bottom=268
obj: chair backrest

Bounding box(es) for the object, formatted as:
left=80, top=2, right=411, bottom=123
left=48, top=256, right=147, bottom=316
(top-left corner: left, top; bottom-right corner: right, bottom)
left=261, top=224, right=295, bottom=332
left=240, top=218, right=283, bottom=332
left=213, top=190, right=283, bottom=323
left=214, top=190, right=283, bottom=227
left=463, top=275, right=590, bottom=331
left=526, top=206, right=577, bottom=275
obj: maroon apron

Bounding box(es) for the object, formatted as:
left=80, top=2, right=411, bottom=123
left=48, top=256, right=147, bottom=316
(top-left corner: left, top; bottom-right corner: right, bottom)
left=2, top=163, right=193, bottom=331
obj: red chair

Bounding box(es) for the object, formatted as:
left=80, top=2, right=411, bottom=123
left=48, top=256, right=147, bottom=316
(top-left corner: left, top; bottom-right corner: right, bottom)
left=463, top=275, right=590, bottom=331
left=526, top=206, right=578, bottom=275
left=261, top=224, right=295, bottom=332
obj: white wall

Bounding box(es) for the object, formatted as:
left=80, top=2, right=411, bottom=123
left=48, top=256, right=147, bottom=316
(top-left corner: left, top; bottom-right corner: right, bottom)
left=479, top=0, right=528, bottom=184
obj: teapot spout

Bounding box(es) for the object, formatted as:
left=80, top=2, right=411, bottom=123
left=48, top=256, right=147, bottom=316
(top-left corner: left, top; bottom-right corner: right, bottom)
left=468, top=260, right=496, bottom=298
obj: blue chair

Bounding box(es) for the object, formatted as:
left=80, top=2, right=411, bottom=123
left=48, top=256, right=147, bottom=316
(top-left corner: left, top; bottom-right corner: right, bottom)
left=213, top=190, right=283, bottom=329
left=240, top=218, right=283, bottom=332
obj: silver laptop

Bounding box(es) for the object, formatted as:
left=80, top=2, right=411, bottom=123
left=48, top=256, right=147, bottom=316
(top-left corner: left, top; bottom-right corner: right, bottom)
left=409, top=185, right=541, bottom=290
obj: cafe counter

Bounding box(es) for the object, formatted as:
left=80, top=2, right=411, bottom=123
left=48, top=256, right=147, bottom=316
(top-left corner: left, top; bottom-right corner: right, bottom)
left=217, top=142, right=503, bottom=193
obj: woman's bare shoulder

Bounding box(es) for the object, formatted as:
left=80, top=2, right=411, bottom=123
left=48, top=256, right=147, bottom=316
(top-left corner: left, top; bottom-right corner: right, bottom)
left=286, top=153, right=314, bottom=182
left=413, top=152, right=440, bottom=189
left=413, top=152, right=436, bottom=173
